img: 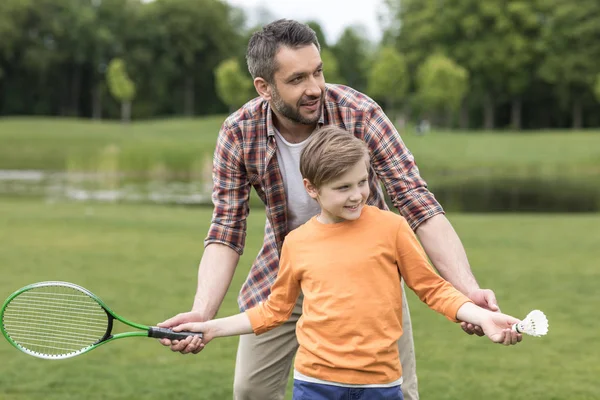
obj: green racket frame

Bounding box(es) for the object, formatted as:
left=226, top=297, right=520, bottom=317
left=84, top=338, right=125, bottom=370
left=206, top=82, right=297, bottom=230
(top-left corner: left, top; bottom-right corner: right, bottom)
left=1, top=281, right=201, bottom=359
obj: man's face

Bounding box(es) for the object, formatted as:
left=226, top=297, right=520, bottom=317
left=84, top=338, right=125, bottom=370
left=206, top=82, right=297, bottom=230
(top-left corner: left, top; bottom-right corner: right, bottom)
left=269, top=44, right=326, bottom=125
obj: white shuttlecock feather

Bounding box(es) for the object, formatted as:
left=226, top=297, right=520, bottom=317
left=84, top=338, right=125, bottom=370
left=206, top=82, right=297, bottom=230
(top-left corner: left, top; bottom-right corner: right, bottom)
left=512, top=310, right=548, bottom=337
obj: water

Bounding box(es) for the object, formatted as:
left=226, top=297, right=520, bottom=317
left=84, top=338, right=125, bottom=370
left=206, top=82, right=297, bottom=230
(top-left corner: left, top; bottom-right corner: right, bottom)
left=0, top=170, right=212, bottom=205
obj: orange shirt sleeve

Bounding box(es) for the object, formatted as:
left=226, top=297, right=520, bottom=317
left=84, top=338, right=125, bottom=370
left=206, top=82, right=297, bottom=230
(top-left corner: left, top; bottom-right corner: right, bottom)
left=394, top=218, right=471, bottom=322
left=245, top=239, right=302, bottom=334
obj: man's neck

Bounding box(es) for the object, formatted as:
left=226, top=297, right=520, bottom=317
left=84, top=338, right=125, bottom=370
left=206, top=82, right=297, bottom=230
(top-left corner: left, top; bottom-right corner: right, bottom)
left=271, top=110, right=316, bottom=144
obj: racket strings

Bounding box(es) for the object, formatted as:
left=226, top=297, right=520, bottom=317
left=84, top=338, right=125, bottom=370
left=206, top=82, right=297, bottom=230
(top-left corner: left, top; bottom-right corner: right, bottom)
left=2, top=285, right=109, bottom=358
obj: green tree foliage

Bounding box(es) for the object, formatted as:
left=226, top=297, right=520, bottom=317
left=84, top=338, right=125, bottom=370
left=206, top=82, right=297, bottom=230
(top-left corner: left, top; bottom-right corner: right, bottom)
left=306, top=21, right=328, bottom=49
left=367, top=47, right=408, bottom=113
left=416, top=53, right=469, bottom=127
left=106, top=58, right=136, bottom=123
left=538, top=0, right=600, bottom=128
left=1, top=0, right=600, bottom=129
left=331, top=26, right=371, bottom=92
left=320, top=49, right=344, bottom=85
left=215, top=58, right=254, bottom=111
left=594, top=74, right=600, bottom=104
left=147, top=0, right=240, bottom=116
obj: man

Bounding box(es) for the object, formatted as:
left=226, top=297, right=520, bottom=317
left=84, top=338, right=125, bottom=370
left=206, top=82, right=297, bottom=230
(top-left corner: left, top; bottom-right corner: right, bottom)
left=159, top=19, right=505, bottom=400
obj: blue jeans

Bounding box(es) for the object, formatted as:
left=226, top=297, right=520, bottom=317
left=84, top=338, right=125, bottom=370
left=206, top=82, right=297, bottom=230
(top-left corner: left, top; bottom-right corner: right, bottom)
left=293, top=380, right=404, bottom=400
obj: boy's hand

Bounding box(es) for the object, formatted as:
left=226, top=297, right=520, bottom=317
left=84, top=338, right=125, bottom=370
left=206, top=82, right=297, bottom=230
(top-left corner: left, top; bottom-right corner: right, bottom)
left=480, top=312, right=523, bottom=346
left=462, top=288, right=500, bottom=336
left=169, top=322, right=212, bottom=354
left=157, top=311, right=207, bottom=354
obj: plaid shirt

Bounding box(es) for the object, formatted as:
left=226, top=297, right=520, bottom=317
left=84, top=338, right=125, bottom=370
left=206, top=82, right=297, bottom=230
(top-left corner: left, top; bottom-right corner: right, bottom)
left=206, top=84, right=444, bottom=311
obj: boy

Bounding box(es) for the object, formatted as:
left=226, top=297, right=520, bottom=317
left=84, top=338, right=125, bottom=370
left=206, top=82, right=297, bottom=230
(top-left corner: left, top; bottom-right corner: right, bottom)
left=173, top=127, right=522, bottom=399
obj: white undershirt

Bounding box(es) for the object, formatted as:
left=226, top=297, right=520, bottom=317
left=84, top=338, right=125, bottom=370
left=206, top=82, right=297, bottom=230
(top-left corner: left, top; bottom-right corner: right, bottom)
left=273, top=128, right=321, bottom=232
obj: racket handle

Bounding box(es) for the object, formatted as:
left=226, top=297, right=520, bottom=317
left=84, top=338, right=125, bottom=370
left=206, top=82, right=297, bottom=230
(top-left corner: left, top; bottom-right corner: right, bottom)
left=148, top=327, right=203, bottom=340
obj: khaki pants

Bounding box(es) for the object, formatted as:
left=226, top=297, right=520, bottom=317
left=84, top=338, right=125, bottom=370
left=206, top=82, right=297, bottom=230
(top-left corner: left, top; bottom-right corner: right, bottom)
left=233, top=285, right=419, bottom=400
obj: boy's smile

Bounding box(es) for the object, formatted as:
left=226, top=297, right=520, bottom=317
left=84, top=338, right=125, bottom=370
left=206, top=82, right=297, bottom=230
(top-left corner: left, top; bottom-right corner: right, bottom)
left=304, top=156, right=370, bottom=224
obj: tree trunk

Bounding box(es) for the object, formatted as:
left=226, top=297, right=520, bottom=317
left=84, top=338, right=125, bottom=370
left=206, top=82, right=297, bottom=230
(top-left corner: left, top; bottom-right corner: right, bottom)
left=92, top=83, right=102, bottom=120
left=444, top=108, right=454, bottom=129
left=483, top=93, right=495, bottom=130
left=511, top=97, right=522, bottom=130
left=572, top=98, right=583, bottom=129
left=121, top=101, right=131, bottom=124
left=459, top=100, right=469, bottom=130
left=70, top=64, right=81, bottom=116
left=184, top=75, right=195, bottom=116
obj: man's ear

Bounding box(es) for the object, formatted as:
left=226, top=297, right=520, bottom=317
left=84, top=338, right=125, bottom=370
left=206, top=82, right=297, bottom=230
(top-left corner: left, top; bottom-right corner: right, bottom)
left=303, top=178, right=319, bottom=199
left=254, top=78, right=272, bottom=101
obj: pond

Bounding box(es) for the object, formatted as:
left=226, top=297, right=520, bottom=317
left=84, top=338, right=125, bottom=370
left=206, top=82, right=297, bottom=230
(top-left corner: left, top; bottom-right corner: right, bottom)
left=0, top=170, right=212, bottom=205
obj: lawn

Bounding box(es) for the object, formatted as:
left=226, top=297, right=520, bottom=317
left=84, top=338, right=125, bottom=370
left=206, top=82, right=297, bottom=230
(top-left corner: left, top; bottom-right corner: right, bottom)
left=0, top=198, right=598, bottom=399
left=1, top=117, right=600, bottom=184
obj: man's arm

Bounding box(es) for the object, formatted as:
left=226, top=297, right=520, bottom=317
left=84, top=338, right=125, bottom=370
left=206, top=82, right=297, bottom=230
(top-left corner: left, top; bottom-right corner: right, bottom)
left=416, top=214, right=478, bottom=296
left=192, top=243, right=240, bottom=320
left=157, top=244, right=239, bottom=353
left=363, top=105, right=498, bottom=335
left=158, top=122, right=250, bottom=352
left=415, top=214, right=499, bottom=311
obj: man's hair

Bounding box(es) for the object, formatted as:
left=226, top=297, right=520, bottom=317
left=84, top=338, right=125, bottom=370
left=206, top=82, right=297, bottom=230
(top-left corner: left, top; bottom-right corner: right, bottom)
left=246, top=19, right=321, bottom=83
left=300, top=126, right=370, bottom=188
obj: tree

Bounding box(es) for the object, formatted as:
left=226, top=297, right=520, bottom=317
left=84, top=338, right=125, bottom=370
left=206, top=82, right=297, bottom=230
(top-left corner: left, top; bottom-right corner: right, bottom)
left=538, top=0, right=600, bottom=129
left=320, top=49, right=344, bottom=85
left=594, top=74, right=600, bottom=104
left=416, top=54, right=469, bottom=127
left=215, top=58, right=253, bottom=111
left=388, top=0, right=546, bottom=130
left=149, top=0, right=240, bottom=116
left=106, top=58, right=136, bottom=123
left=331, top=26, right=371, bottom=92
left=306, top=20, right=328, bottom=49
left=367, top=47, right=408, bottom=114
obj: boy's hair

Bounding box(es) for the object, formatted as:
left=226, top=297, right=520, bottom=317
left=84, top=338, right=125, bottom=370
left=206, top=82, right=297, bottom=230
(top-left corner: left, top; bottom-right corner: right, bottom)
left=246, top=19, right=321, bottom=83
left=300, top=126, right=370, bottom=188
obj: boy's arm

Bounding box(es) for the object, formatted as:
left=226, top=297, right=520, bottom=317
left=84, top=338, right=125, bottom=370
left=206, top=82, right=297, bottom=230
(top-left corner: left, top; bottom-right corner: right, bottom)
left=170, top=241, right=301, bottom=349
left=456, top=302, right=522, bottom=345
left=173, top=312, right=254, bottom=343
left=245, top=241, right=302, bottom=334
left=364, top=106, right=497, bottom=327
left=394, top=218, right=472, bottom=322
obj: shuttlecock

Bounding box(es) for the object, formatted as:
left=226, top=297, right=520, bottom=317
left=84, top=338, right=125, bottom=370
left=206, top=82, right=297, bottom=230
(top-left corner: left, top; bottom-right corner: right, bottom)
left=512, top=310, right=548, bottom=337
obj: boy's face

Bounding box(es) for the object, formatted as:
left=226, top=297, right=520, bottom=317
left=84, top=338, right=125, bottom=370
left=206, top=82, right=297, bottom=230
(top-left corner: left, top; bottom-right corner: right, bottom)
left=304, top=158, right=370, bottom=224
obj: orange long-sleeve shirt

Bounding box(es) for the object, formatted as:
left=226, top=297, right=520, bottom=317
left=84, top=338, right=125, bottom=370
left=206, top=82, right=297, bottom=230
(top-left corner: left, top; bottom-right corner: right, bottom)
left=245, top=205, right=471, bottom=385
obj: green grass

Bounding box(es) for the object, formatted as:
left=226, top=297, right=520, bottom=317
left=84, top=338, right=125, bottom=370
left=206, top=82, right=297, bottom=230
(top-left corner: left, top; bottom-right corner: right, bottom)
left=0, top=117, right=225, bottom=175
left=1, top=117, right=600, bottom=183
left=0, top=198, right=598, bottom=399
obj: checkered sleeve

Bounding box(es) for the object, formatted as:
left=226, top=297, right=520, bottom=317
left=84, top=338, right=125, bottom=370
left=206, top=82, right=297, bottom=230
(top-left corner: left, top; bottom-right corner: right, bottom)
left=204, top=124, right=250, bottom=254
left=364, top=106, right=444, bottom=230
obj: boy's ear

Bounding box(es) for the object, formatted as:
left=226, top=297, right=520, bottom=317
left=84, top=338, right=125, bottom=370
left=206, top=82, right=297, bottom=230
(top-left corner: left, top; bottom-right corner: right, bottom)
left=303, top=178, right=319, bottom=199
left=254, top=78, right=272, bottom=101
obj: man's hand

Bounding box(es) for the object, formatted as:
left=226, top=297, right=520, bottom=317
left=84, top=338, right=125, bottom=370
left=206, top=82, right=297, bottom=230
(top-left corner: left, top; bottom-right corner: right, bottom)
left=157, top=311, right=206, bottom=354
left=461, top=289, right=500, bottom=336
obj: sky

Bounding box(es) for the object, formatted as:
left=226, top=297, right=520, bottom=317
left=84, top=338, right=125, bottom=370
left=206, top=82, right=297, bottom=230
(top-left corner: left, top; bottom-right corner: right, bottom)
left=225, top=0, right=386, bottom=44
